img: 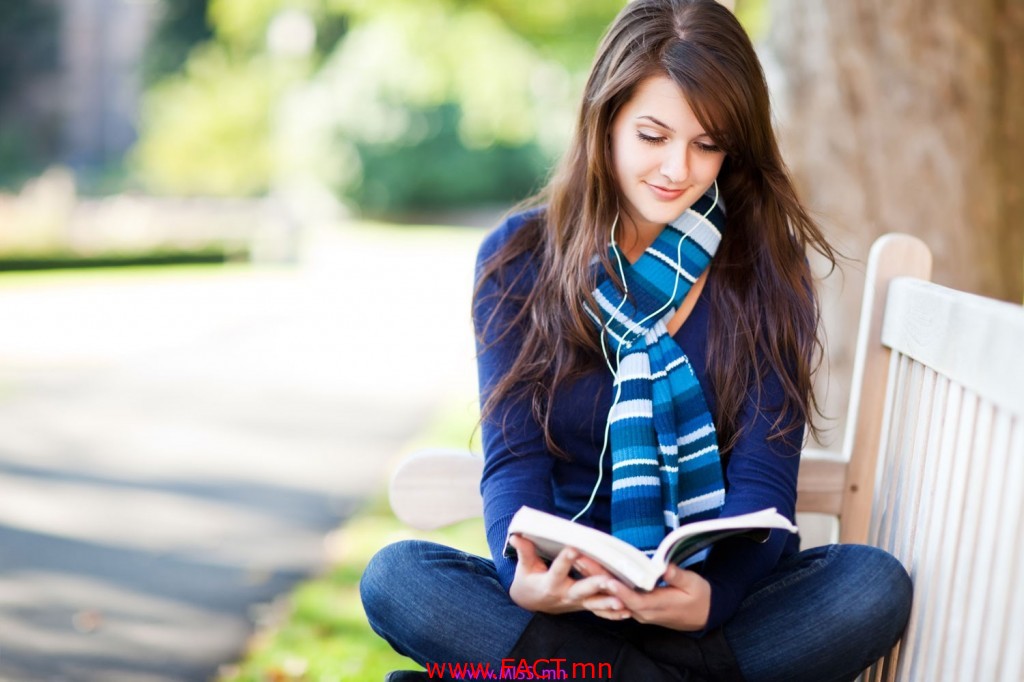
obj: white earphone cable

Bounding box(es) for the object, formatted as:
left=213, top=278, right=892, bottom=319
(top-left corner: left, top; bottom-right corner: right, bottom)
left=571, top=180, right=720, bottom=523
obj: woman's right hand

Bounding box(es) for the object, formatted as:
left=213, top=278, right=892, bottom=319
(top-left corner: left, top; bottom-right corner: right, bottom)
left=507, top=534, right=615, bottom=614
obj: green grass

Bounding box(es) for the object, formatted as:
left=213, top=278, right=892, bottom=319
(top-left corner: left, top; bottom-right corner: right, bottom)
left=218, top=498, right=488, bottom=682
left=0, top=261, right=268, bottom=291
left=0, top=248, right=239, bottom=272
left=219, top=392, right=485, bottom=682
left=0, top=220, right=486, bottom=292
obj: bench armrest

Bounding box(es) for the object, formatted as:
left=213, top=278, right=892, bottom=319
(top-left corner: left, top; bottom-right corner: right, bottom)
left=388, top=448, right=483, bottom=530
left=796, top=448, right=848, bottom=516
left=390, top=446, right=849, bottom=530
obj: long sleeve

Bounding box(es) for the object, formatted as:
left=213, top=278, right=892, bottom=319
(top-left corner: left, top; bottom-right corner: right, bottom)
left=693, top=362, right=803, bottom=633
left=473, top=214, right=556, bottom=591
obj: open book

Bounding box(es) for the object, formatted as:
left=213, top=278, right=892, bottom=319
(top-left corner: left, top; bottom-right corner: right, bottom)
left=504, top=506, right=798, bottom=591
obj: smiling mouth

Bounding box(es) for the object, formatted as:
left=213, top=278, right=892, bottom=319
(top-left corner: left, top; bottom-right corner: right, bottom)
left=646, top=182, right=685, bottom=199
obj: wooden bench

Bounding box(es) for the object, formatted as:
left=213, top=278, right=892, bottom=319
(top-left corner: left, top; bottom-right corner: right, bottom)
left=388, top=233, right=1024, bottom=682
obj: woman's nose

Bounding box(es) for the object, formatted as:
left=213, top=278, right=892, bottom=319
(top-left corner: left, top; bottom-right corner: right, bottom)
left=660, top=149, right=688, bottom=184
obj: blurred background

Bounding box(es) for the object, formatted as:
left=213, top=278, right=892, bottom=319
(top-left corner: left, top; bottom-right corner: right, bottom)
left=0, top=0, right=1020, bottom=680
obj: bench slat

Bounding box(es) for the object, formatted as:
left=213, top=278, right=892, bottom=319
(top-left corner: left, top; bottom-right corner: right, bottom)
left=973, top=410, right=1017, bottom=681
left=901, top=372, right=953, bottom=681
left=881, top=278, right=1024, bottom=416
left=996, top=420, right=1024, bottom=681
left=921, top=383, right=975, bottom=680
left=872, top=380, right=1024, bottom=679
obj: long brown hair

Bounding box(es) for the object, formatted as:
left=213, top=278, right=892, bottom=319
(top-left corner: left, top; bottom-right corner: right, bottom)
left=476, top=0, right=838, bottom=461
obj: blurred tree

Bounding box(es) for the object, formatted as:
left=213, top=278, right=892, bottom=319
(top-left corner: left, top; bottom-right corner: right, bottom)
left=0, top=2, right=58, bottom=103
left=142, top=0, right=213, bottom=86
left=208, top=0, right=344, bottom=60
left=349, top=104, right=549, bottom=211
left=133, top=0, right=604, bottom=204
left=132, top=46, right=285, bottom=196
left=763, top=0, right=1024, bottom=444
left=131, top=1, right=766, bottom=210
left=132, top=0, right=319, bottom=196
left=0, top=0, right=60, bottom=189
left=132, top=0, right=358, bottom=195
left=731, top=0, right=768, bottom=41
left=282, top=1, right=573, bottom=211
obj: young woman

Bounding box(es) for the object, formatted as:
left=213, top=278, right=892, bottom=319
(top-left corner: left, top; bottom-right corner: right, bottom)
left=361, top=1, right=912, bottom=680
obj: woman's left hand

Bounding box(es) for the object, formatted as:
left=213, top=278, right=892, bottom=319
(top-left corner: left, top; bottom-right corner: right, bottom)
left=581, top=565, right=712, bottom=632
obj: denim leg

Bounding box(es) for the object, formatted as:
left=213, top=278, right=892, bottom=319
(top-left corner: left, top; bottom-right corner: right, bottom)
left=723, top=544, right=913, bottom=682
left=359, top=539, right=533, bottom=666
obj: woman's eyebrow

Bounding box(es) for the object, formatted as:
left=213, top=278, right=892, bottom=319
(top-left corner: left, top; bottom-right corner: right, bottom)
left=636, top=114, right=713, bottom=140
left=636, top=115, right=675, bottom=132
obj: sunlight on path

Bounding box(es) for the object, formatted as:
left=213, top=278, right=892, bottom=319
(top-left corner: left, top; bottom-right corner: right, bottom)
left=0, top=220, right=486, bottom=680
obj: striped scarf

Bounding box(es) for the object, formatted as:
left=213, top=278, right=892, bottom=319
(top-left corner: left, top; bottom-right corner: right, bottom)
left=587, top=190, right=727, bottom=554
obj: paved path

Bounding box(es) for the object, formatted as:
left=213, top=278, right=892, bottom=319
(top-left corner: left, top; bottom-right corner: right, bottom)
left=0, top=224, right=483, bottom=681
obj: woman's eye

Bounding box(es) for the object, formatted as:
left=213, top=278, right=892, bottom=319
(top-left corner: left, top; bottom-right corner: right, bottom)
left=695, top=141, right=723, bottom=154
left=636, top=131, right=665, bottom=145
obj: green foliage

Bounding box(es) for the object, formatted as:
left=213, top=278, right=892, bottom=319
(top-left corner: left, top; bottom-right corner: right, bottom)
left=273, top=1, right=592, bottom=210
left=209, top=0, right=345, bottom=57
left=353, top=105, right=548, bottom=212
left=132, top=0, right=767, bottom=208
left=734, top=0, right=769, bottom=41
left=310, top=0, right=614, bottom=148
left=0, top=126, right=47, bottom=190
left=134, top=1, right=334, bottom=197
left=208, top=0, right=300, bottom=52
left=134, top=0, right=584, bottom=205
left=142, top=0, right=214, bottom=86
left=477, top=0, right=627, bottom=68
left=0, top=1, right=59, bottom=189
left=131, top=46, right=290, bottom=196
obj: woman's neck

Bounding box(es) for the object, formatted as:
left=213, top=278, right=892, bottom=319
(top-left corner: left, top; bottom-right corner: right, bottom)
left=616, top=213, right=661, bottom=264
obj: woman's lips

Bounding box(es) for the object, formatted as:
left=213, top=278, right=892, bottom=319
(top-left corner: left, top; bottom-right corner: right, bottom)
left=645, top=182, right=685, bottom=200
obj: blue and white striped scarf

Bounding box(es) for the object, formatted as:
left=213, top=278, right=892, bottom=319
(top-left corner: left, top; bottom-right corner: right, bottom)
left=587, top=190, right=727, bottom=554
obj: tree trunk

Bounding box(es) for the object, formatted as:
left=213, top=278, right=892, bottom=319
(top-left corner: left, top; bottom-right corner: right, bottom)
left=762, top=0, right=1024, bottom=448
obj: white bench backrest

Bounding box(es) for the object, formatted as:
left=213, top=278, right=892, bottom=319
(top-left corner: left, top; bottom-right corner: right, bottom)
left=865, top=276, right=1024, bottom=682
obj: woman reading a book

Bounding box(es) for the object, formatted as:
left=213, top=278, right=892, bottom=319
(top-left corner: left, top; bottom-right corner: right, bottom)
left=362, top=1, right=912, bottom=680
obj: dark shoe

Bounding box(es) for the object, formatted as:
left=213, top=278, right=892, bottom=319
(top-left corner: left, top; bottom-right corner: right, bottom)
left=384, top=672, right=429, bottom=681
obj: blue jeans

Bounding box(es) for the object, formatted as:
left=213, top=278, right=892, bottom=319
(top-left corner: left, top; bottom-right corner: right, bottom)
left=361, top=541, right=912, bottom=682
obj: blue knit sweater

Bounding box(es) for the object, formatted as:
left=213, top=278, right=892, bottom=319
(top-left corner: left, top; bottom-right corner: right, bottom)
left=474, top=210, right=803, bottom=633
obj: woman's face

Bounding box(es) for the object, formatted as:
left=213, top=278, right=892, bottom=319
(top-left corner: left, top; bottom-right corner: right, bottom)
left=609, top=74, right=726, bottom=237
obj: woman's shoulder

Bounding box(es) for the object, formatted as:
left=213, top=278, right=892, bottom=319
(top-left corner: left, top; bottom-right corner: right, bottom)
left=477, top=206, right=546, bottom=264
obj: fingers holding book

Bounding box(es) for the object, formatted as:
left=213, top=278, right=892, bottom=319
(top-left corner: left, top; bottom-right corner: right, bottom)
left=594, top=566, right=712, bottom=631
left=571, top=554, right=613, bottom=580
left=508, top=533, right=711, bottom=630
left=570, top=558, right=632, bottom=620
left=578, top=583, right=632, bottom=621
left=508, top=535, right=589, bottom=615
left=507, top=535, right=628, bottom=618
